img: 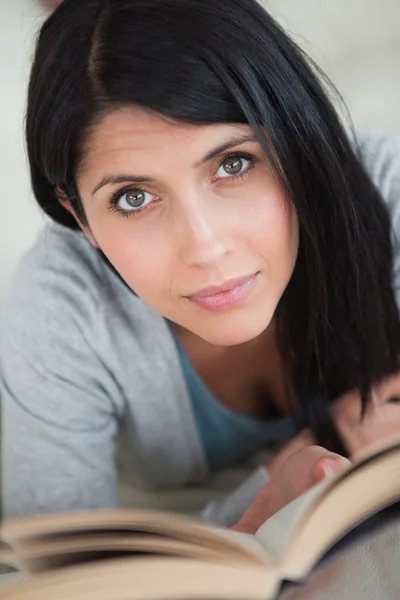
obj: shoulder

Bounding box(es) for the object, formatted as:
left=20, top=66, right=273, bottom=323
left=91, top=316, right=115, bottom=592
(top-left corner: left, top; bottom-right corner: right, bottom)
left=10, top=221, right=111, bottom=297
left=0, top=222, right=177, bottom=427
left=354, top=130, right=400, bottom=216
left=1, top=223, right=108, bottom=333
left=0, top=222, right=163, bottom=362
left=353, top=131, right=400, bottom=297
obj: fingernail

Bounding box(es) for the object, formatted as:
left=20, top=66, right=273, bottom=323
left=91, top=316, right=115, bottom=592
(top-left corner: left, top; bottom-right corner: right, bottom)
left=321, top=461, right=335, bottom=478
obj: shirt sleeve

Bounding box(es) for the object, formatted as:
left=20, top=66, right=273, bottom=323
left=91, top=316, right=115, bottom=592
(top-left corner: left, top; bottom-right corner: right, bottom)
left=0, top=249, right=122, bottom=518
left=357, top=131, right=400, bottom=303
left=199, top=466, right=270, bottom=527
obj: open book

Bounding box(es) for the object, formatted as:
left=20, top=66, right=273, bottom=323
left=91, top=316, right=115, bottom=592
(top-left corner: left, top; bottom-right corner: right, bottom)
left=1, top=437, right=400, bottom=600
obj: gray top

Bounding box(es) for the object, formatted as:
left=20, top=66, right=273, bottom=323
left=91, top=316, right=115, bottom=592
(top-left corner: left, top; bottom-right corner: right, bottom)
left=1, top=131, right=400, bottom=524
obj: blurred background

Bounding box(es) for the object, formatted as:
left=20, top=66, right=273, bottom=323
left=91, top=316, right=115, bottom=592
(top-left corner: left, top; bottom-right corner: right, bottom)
left=0, top=0, right=399, bottom=300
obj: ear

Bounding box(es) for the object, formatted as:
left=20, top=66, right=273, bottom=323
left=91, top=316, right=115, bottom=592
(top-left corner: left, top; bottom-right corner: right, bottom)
left=55, top=187, right=99, bottom=248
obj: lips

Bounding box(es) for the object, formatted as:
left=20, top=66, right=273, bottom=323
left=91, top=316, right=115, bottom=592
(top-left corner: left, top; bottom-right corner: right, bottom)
left=187, top=273, right=258, bottom=299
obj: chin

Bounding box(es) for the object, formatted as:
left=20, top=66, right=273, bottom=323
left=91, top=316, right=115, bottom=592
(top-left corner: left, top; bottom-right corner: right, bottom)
left=192, top=313, right=273, bottom=347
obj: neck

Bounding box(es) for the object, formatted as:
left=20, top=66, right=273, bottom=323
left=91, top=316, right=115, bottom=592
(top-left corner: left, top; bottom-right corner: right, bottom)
left=173, top=317, right=277, bottom=355
left=172, top=320, right=294, bottom=418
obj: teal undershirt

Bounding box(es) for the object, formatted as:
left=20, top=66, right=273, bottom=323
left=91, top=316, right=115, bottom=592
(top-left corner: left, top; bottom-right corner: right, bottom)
left=167, top=322, right=298, bottom=470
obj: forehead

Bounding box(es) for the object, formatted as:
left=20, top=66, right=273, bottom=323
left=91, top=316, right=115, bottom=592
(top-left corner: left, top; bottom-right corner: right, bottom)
left=79, top=106, right=253, bottom=174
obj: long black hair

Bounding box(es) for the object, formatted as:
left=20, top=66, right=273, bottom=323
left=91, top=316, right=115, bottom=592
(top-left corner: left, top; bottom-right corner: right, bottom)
left=26, top=0, right=400, bottom=454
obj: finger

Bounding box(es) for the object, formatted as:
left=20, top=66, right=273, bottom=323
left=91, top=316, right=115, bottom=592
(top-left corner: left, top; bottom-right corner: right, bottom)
left=233, top=447, right=349, bottom=534
left=278, top=446, right=339, bottom=497
left=312, top=454, right=350, bottom=483
left=268, top=429, right=315, bottom=477
left=233, top=447, right=332, bottom=534
left=231, top=479, right=283, bottom=535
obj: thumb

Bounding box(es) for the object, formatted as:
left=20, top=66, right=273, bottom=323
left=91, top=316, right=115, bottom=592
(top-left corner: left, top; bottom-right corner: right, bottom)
left=311, top=453, right=350, bottom=484
left=233, top=447, right=350, bottom=534
left=278, top=447, right=350, bottom=501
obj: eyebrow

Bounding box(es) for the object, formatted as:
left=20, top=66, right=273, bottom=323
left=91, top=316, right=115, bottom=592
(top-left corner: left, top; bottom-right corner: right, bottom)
left=91, top=132, right=258, bottom=196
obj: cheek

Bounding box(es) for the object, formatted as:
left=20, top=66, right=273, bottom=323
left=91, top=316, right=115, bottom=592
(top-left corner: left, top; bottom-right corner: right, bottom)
left=245, top=185, right=299, bottom=267
left=87, top=214, right=173, bottom=300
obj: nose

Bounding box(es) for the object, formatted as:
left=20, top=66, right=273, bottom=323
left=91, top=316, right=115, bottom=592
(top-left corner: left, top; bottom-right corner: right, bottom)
left=174, top=198, right=233, bottom=269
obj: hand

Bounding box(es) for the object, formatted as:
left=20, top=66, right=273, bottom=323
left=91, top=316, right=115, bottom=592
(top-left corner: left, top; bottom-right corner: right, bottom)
left=332, top=371, right=400, bottom=458
left=268, top=370, right=400, bottom=471
left=268, top=428, right=315, bottom=477
left=232, top=446, right=350, bottom=534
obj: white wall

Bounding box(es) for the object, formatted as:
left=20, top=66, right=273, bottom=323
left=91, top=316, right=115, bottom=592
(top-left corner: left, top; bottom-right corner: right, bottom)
left=264, top=0, right=400, bottom=132
left=0, top=0, right=46, bottom=298
left=0, top=0, right=399, bottom=300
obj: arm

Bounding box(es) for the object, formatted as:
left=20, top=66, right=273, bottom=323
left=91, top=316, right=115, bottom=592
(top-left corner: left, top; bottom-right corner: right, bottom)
left=356, top=131, right=400, bottom=298
left=0, top=253, right=122, bottom=518
left=200, top=466, right=271, bottom=526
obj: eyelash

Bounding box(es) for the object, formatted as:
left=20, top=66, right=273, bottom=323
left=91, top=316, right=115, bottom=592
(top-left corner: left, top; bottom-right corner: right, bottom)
left=107, top=151, right=257, bottom=218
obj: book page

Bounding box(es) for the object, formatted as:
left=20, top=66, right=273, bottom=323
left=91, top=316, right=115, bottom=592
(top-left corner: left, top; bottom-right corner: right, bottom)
left=0, top=556, right=278, bottom=600
left=255, top=438, right=400, bottom=567
left=15, top=534, right=238, bottom=573
left=282, top=446, right=400, bottom=579
left=1, top=509, right=266, bottom=569
left=1, top=509, right=200, bottom=543
left=254, top=479, right=330, bottom=562
left=213, top=528, right=272, bottom=564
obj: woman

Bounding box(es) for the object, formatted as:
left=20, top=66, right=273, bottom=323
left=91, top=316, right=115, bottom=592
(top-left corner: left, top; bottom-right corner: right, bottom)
left=1, top=0, right=400, bottom=527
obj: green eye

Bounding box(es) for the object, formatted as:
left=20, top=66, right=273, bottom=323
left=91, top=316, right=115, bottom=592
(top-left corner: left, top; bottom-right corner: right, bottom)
left=222, top=157, right=243, bottom=175
left=125, top=190, right=146, bottom=208
left=117, top=188, right=154, bottom=211
left=216, top=155, right=252, bottom=179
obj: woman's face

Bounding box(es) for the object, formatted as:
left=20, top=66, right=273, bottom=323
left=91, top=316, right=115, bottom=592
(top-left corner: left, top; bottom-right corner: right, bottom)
left=74, top=106, right=299, bottom=346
